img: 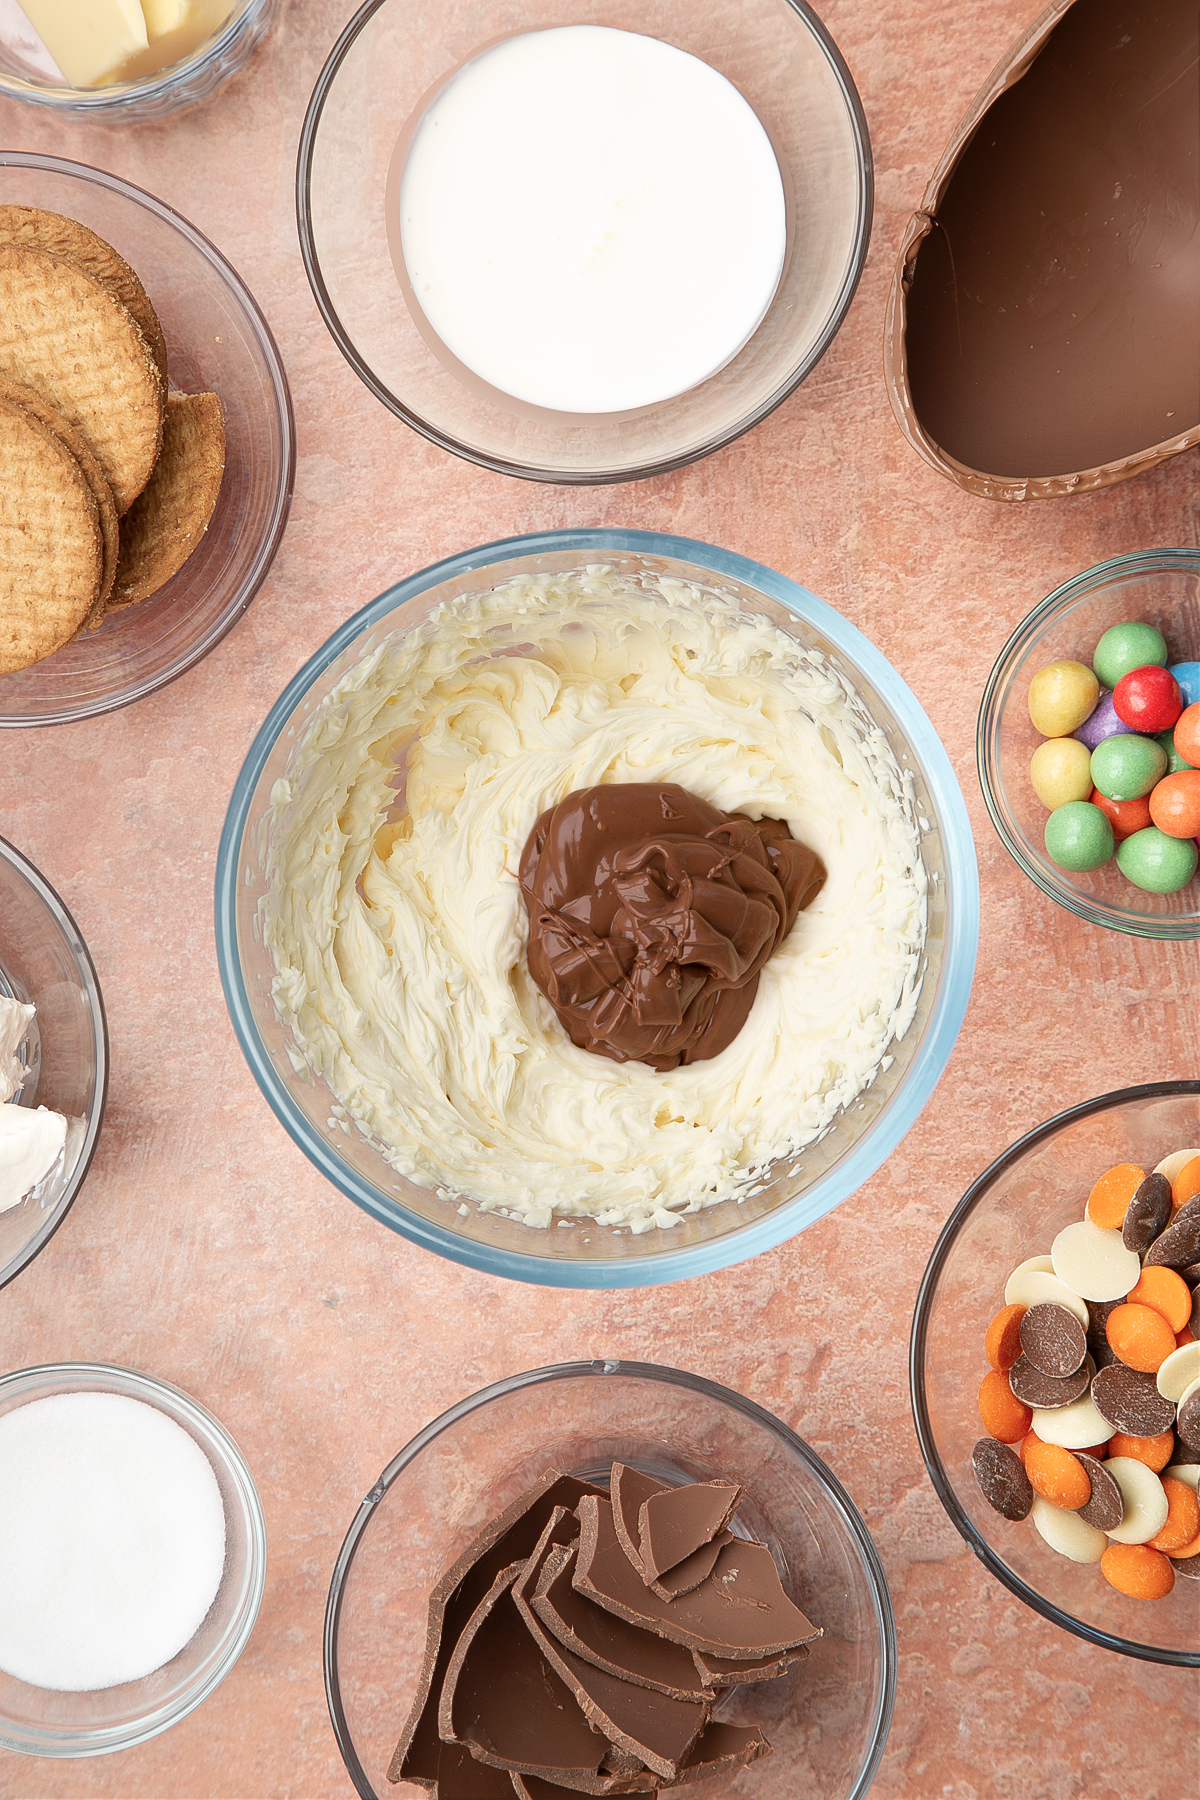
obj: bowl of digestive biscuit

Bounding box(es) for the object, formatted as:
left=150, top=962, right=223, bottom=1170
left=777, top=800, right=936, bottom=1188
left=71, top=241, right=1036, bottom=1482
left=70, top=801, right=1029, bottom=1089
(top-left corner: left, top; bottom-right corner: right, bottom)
left=0, top=153, right=294, bottom=727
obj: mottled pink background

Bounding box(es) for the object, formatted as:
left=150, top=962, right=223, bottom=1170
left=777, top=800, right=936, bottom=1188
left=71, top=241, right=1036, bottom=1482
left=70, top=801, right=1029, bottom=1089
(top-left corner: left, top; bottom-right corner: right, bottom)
left=2, top=0, right=1198, bottom=1795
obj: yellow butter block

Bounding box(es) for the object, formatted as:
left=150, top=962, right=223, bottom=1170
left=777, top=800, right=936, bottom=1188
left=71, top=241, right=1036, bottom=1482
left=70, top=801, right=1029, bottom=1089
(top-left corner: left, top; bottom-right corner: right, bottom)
left=17, top=0, right=148, bottom=86
left=140, top=0, right=188, bottom=34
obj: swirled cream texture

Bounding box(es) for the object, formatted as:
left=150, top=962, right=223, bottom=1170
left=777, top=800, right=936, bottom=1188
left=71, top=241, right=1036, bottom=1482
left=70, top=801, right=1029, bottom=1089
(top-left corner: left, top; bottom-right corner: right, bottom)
left=263, top=571, right=927, bottom=1231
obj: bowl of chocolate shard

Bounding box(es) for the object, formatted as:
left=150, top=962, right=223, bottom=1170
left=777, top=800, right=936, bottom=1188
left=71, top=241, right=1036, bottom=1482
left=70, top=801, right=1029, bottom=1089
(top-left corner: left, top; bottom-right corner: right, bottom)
left=217, top=527, right=978, bottom=1288
left=325, top=1361, right=896, bottom=1800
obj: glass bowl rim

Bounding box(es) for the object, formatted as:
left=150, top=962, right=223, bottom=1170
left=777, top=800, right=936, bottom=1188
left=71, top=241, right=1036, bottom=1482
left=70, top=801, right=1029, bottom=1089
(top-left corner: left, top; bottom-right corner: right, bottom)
left=214, top=525, right=980, bottom=1289
left=0, top=150, right=296, bottom=730
left=908, top=1077, right=1200, bottom=1667
left=294, top=0, right=874, bottom=485
left=0, top=834, right=108, bottom=1294
left=0, top=1359, right=269, bottom=1755
left=323, top=1356, right=898, bottom=1800
left=0, top=0, right=268, bottom=110
left=975, top=546, right=1200, bottom=941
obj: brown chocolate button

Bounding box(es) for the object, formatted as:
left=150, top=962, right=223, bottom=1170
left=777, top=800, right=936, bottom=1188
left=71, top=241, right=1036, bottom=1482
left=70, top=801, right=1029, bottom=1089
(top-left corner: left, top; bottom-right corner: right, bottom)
left=1145, top=1211, right=1200, bottom=1270
left=1177, top=1387, right=1200, bottom=1451
left=1180, top=1261, right=1200, bottom=1288
left=1123, top=1173, right=1173, bottom=1255
left=1019, top=1302, right=1087, bottom=1377
left=1008, top=1353, right=1090, bottom=1410
left=972, top=1438, right=1033, bottom=1521
left=1092, top=1364, right=1177, bottom=1437
left=1173, top=1554, right=1200, bottom=1580
left=1075, top=1455, right=1124, bottom=1531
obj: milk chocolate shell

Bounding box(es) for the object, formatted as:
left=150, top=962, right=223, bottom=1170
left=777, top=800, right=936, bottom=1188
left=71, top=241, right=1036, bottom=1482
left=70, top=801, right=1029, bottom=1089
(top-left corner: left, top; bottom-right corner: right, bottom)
left=884, top=0, right=1200, bottom=501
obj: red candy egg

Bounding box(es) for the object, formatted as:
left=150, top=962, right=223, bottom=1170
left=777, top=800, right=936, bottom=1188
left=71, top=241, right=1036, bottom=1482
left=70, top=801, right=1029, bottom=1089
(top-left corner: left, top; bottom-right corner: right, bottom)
left=1149, top=770, right=1200, bottom=839
left=1090, top=788, right=1152, bottom=842
left=1113, top=665, right=1183, bottom=733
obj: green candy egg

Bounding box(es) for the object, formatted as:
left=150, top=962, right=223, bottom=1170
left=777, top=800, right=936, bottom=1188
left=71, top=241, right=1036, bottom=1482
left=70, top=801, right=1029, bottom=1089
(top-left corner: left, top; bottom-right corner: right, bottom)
left=1044, top=801, right=1114, bottom=872
left=1030, top=736, right=1094, bottom=809
left=1028, top=660, right=1100, bottom=737
left=1090, top=733, right=1167, bottom=801
left=1093, top=621, right=1168, bottom=689
left=1116, top=827, right=1198, bottom=894
left=1156, top=728, right=1190, bottom=776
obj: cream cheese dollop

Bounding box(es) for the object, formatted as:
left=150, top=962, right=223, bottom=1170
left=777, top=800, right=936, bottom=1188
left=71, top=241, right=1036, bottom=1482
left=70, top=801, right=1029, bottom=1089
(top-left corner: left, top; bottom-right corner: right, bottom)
left=262, top=569, right=928, bottom=1231
left=0, top=995, right=34, bottom=1105
left=0, top=1103, right=67, bottom=1213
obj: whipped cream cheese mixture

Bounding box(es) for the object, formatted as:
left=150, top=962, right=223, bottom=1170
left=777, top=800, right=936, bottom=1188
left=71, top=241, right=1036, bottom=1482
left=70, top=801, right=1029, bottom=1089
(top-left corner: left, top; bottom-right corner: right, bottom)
left=263, top=569, right=928, bottom=1231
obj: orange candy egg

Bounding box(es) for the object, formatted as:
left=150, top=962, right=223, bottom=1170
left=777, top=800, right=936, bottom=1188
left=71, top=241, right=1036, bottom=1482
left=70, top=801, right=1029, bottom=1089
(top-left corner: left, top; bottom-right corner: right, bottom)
left=1149, top=769, right=1200, bottom=838
left=1173, top=701, right=1200, bottom=767
left=1089, top=788, right=1152, bottom=842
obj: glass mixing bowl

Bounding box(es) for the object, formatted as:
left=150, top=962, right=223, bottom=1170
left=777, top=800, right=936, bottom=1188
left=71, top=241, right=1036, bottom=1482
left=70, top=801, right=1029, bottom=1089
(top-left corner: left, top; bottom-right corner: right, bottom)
left=977, top=548, right=1200, bottom=938
left=0, top=1362, right=267, bottom=1756
left=911, top=1081, right=1200, bottom=1666
left=297, top=0, right=871, bottom=482
left=0, top=153, right=294, bottom=728
left=215, top=528, right=978, bottom=1287
left=325, top=1360, right=896, bottom=1800
left=0, top=836, right=107, bottom=1293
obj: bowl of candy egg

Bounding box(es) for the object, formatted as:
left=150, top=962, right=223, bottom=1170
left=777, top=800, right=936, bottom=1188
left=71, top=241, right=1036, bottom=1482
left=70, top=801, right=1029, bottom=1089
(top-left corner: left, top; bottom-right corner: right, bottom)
left=977, top=549, right=1200, bottom=938
left=912, top=1081, right=1200, bottom=1664
left=297, top=0, right=872, bottom=481
left=325, top=1359, right=896, bottom=1800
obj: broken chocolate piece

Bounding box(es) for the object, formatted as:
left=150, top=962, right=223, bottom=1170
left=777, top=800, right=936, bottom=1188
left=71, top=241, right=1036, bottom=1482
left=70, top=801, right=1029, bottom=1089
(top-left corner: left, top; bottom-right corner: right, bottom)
left=637, top=1481, right=743, bottom=1583
left=1123, top=1174, right=1173, bottom=1255
left=1007, top=1353, right=1090, bottom=1410
left=532, top=1544, right=710, bottom=1700
left=610, top=1464, right=668, bottom=1577
left=1091, top=1364, right=1176, bottom=1437
left=1074, top=1455, right=1124, bottom=1532
left=574, top=1496, right=820, bottom=1658
left=389, top=1472, right=605, bottom=1790
left=692, top=1644, right=809, bottom=1688
left=512, top=1775, right=654, bottom=1800
left=972, top=1438, right=1034, bottom=1522
left=667, top=1721, right=772, bottom=1785
left=1018, top=1303, right=1086, bottom=1378
left=647, top=1532, right=732, bottom=1601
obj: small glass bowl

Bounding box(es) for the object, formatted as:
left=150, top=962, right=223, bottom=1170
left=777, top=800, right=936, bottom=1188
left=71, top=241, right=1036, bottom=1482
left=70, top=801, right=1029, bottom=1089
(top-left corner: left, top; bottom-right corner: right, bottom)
left=326, top=1360, right=896, bottom=1800
left=911, top=1081, right=1200, bottom=1666
left=215, top=527, right=979, bottom=1288
left=297, top=0, right=872, bottom=483
left=0, top=153, right=294, bottom=728
left=0, top=1362, right=267, bottom=1755
left=0, top=836, right=107, bottom=1293
left=977, top=548, right=1200, bottom=938
left=0, top=0, right=276, bottom=121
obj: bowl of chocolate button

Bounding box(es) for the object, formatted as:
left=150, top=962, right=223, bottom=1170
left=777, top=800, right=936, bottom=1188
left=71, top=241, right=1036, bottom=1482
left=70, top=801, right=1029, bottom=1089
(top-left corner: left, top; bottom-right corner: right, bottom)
left=977, top=549, right=1200, bottom=939
left=884, top=0, right=1200, bottom=500
left=325, top=1360, right=896, bottom=1800
left=912, top=1081, right=1200, bottom=1664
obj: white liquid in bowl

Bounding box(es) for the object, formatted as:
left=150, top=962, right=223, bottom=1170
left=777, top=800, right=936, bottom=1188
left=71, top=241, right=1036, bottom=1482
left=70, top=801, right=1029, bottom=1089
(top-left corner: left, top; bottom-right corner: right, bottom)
left=398, top=25, right=788, bottom=414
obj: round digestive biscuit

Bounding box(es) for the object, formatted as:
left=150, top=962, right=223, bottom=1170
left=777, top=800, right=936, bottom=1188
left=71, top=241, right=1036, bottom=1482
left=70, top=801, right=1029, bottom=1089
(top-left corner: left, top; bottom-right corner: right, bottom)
left=972, top=1438, right=1033, bottom=1521
left=0, top=206, right=168, bottom=386
left=1008, top=1353, right=1090, bottom=1410
left=1019, top=1302, right=1087, bottom=1377
left=1076, top=1455, right=1124, bottom=1531
left=0, top=243, right=164, bottom=514
left=0, top=376, right=118, bottom=628
left=1091, top=1363, right=1176, bottom=1438
left=1123, top=1173, right=1173, bottom=1255
left=110, top=391, right=225, bottom=610
left=0, top=397, right=102, bottom=671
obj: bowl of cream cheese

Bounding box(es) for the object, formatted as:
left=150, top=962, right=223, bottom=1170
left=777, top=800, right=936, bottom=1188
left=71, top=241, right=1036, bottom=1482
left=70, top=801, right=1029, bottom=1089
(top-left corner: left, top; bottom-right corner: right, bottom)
left=216, top=529, right=978, bottom=1286
left=0, top=836, right=107, bottom=1292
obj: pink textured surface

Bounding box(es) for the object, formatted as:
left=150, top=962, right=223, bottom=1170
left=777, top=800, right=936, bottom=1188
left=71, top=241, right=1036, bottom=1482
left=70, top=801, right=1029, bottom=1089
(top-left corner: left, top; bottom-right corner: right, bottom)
left=2, top=1, right=1199, bottom=1796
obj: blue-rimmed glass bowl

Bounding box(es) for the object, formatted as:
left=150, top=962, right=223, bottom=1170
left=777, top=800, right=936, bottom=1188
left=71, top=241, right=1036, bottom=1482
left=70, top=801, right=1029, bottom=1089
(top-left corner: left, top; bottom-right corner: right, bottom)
left=977, top=549, right=1200, bottom=938
left=911, top=1081, right=1200, bottom=1666
left=325, top=1360, right=896, bottom=1800
left=215, top=528, right=978, bottom=1287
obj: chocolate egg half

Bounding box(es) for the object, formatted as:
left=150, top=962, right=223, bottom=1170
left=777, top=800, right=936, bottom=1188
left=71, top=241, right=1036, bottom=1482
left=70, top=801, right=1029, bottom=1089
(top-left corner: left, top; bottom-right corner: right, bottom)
left=885, top=0, right=1200, bottom=501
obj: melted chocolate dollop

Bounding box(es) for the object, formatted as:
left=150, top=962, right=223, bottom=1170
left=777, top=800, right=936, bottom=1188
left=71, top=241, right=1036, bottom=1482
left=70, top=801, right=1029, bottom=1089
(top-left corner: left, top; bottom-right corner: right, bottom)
left=519, top=784, right=825, bottom=1071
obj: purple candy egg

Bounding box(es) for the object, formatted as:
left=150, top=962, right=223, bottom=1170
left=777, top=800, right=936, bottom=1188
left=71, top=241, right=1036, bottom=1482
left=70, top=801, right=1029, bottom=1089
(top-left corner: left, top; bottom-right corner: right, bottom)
left=1073, top=688, right=1133, bottom=750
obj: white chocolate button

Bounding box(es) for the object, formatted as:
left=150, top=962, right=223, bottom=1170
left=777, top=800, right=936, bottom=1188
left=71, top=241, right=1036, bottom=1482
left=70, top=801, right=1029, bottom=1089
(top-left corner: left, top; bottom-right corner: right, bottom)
left=1156, top=1342, right=1200, bottom=1403
left=1104, top=1457, right=1170, bottom=1544
left=1004, top=1269, right=1089, bottom=1327
left=1031, top=1393, right=1112, bottom=1448
left=1003, top=1255, right=1054, bottom=1304
left=1030, top=1495, right=1107, bottom=1562
left=1164, top=1464, right=1200, bottom=1492
left=1153, top=1148, right=1200, bottom=1183
left=1051, top=1220, right=1142, bottom=1301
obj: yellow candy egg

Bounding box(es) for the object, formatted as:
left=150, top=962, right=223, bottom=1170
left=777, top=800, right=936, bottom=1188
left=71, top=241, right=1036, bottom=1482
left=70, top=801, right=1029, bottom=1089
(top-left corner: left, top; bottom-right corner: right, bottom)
left=1028, top=660, right=1100, bottom=737
left=1030, top=736, right=1094, bottom=809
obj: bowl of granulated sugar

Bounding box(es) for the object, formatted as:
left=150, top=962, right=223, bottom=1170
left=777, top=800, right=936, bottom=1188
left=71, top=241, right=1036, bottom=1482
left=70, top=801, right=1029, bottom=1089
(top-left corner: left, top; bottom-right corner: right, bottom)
left=0, top=1362, right=266, bottom=1757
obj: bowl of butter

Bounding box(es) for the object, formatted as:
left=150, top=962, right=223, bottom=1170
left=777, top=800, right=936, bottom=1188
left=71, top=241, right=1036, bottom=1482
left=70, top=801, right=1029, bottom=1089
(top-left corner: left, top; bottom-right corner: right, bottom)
left=0, top=0, right=275, bottom=119
left=216, top=529, right=979, bottom=1288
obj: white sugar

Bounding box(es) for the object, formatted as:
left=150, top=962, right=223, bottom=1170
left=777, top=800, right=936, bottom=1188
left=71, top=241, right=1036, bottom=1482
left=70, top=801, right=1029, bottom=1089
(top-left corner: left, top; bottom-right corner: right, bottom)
left=0, top=1391, right=226, bottom=1691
